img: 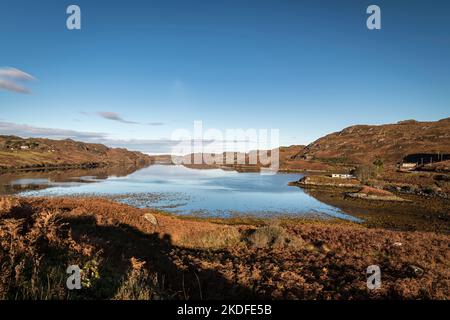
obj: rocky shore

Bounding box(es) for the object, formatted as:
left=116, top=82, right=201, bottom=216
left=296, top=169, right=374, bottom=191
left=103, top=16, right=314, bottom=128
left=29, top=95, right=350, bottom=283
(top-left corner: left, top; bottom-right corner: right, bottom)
left=290, top=174, right=450, bottom=233
left=345, top=186, right=409, bottom=202
left=293, top=175, right=361, bottom=188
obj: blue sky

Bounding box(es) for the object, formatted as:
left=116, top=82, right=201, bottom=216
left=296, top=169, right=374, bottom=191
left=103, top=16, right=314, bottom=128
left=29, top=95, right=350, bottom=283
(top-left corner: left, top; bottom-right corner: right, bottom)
left=0, top=0, right=449, bottom=153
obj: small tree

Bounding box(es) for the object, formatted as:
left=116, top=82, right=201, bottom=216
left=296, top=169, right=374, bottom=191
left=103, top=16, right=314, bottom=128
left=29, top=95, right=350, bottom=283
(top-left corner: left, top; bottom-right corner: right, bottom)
left=355, top=165, right=374, bottom=184
left=373, top=159, right=384, bottom=177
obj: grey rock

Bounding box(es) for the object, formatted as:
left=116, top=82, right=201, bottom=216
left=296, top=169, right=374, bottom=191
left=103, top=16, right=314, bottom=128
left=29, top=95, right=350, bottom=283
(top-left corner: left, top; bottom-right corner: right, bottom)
left=143, top=213, right=158, bottom=226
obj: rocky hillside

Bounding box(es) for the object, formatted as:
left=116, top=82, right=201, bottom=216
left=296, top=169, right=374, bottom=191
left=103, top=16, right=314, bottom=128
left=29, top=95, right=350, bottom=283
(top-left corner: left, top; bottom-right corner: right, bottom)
left=0, top=136, right=152, bottom=172
left=292, top=118, right=450, bottom=165
left=177, top=118, right=450, bottom=174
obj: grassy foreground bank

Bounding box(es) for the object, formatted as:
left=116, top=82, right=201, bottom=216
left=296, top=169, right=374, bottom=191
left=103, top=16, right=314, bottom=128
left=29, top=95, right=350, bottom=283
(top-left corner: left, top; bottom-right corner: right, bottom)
left=0, top=197, right=448, bottom=300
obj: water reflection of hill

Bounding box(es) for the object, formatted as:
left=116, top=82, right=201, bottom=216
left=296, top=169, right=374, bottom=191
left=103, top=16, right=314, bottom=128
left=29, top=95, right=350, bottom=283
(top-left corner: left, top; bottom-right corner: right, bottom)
left=0, top=164, right=149, bottom=194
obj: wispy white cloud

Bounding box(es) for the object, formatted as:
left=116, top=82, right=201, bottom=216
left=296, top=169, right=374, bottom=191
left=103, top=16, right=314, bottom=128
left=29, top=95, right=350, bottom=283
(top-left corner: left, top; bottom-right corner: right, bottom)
left=0, top=67, right=35, bottom=94
left=100, top=138, right=254, bottom=155
left=0, top=121, right=106, bottom=140
left=0, top=121, right=254, bottom=154
left=96, top=111, right=139, bottom=124
left=0, top=67, right=35, bottom=80
left=80, top=111, right=165, bottom=126
left=0, top=79, right=30, bottom=94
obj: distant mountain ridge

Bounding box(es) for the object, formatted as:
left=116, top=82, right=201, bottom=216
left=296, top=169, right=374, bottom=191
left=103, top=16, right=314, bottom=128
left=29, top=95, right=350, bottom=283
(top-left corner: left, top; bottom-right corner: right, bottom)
left=0, top=136, right=151, bottom=172
left=1, top=117, right=449, bottom=173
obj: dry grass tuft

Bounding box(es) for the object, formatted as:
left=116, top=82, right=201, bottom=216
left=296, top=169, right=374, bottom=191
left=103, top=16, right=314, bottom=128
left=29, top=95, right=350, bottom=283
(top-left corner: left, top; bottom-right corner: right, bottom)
left=180, top=227, right=242, bottom=249
left=247, top=222, right=304, bottom=249
left=113, top=257, right=166, bottom=300
left=0, top=196, right=20, bottom=215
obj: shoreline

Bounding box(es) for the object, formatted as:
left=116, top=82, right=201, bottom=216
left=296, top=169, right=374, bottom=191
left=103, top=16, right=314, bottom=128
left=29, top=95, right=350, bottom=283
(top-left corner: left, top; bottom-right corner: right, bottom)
left=10, top=184, right=450, bottom=235
left=0, top=161, right=152, bottom=174
left=1, top=163, right=448, bottom=234
left=300, top=186, right=450, bottom=234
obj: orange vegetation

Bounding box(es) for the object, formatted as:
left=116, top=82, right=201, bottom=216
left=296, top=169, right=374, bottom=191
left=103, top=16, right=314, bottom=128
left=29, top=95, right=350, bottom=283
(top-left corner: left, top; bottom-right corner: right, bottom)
left=1, top=196, right=448, bottom=300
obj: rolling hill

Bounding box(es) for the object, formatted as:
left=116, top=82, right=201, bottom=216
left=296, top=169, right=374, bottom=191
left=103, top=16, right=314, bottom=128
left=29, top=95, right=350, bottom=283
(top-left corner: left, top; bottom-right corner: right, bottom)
left=0, top=136, right=152, bottom=172
left=291, top=118, right=450, bottom=166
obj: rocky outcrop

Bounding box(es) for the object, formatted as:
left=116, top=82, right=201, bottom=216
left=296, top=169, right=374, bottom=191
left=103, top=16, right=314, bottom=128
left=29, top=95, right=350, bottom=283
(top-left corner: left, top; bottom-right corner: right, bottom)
left=346, top=186, right=408, bottom=202
left=294, top=175, right=361, bottom=188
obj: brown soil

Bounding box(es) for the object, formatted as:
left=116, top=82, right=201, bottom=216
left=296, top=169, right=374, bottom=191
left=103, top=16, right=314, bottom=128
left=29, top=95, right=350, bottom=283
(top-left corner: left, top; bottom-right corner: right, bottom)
left=1, top=196, right=448, bottom=300
left=359, top=186, right=395, bottom=197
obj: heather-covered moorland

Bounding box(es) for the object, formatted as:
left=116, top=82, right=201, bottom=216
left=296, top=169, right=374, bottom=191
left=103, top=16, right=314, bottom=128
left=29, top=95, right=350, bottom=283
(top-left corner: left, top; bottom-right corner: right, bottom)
left=1, top=197, right=448, bottom=300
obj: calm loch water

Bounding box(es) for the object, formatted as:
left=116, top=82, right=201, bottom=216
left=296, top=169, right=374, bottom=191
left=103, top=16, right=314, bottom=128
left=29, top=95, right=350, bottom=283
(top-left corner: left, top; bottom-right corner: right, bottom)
left=11, top=165, right=359, bottom=221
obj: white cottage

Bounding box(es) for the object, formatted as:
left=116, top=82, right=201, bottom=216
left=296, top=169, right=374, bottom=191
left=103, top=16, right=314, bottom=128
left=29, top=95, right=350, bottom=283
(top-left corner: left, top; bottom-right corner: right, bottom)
left=332, top=173, right=355, bottom=179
